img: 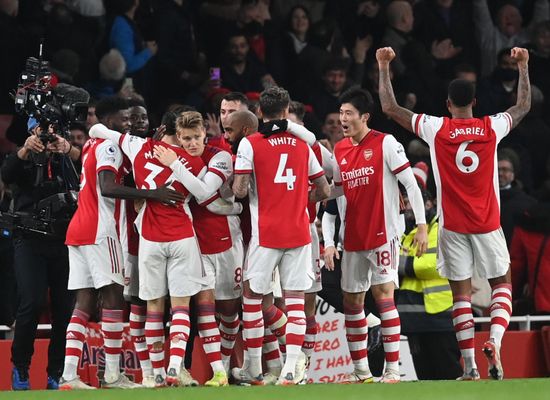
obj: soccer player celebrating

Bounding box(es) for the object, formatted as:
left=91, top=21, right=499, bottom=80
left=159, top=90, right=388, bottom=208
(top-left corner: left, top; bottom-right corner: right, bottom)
left=232, top=86, right=330, bottom=385
left=60, top=97, right=184, bottom=390
left=153, top=111, right=242, bottom=383
left=377, top=46, right=531, bottom=380
left=88, top=115, right=215, bottom=387
left=288, top=101, right=336, bottom=381
left=326, top=88, right=428, bottom=384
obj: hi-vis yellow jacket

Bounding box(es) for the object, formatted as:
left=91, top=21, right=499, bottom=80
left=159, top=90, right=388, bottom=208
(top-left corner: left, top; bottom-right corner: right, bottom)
left=400, top=217, right=452, bottom=314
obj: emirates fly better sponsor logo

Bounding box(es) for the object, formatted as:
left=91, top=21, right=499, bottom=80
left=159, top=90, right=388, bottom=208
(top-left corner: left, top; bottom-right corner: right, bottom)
left=341, top=166, right=375, bottom=189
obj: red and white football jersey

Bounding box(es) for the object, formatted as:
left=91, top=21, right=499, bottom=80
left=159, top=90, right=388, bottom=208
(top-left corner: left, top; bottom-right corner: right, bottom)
left=118, top=134, right=206, bottom=242
left=118, top=163, right=140, bottom=258
left=412, top=112, right=512, bottom=234
left=333, top=130, right=409, bottom=251
left=66, top=138, right=123, bottom=245
left=235, top=132, right=324, bottom=248
left=189, top=145, right=240, bottom=254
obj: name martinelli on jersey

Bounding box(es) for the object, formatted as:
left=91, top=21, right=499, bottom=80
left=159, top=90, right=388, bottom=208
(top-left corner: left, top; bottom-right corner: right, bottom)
left=341, top=166, right=375, bottom=189
left=144, top=150, right=191, bottom=169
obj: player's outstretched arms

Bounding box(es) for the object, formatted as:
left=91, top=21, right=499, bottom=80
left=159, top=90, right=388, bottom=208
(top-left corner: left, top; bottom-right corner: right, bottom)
left=89, top=123, right=123, bottom=143
left=376, top=47, right=414, bottom=132
left=506, top=47, right=531, bottom=129
left=99, top=170, right=185, bottom=204
left=286, top=119, right=316, bottom=146
left=153, top=145, right=223, bottom=200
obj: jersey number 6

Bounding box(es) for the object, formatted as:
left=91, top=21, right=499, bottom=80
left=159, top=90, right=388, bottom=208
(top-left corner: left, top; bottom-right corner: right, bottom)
left=455, top=140, right=479, bottom=174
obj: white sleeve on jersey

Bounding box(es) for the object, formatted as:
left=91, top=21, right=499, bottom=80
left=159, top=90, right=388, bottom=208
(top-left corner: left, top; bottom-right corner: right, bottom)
left=89, top=123, right=123, bottom=144
left=235, top=137, right=254, bottom=173
left=321, top=211, right=337, bottom=248
left=396, top=167, right=426, bottom=225
left=489, top=112, right=513, bottom=142
left=319, top=143, right=336, bottom=179
left=332, top=158, right=342, bottom=185
left=383, top=135, right=411, bottom=174
left=205, top=197, right=243, bottom=215
left=286, top=120, right=316, bottom=146
left=119, top=134, right=148, bottom=163
left=168, top=159, right=223, bottom=202
left=209, top=150, right=233, bottom=181
left=411, top=114, right=444, bottom=146
left=95, top=140, right=123, bottom=173
left=307, top=146, right=324, bottom=179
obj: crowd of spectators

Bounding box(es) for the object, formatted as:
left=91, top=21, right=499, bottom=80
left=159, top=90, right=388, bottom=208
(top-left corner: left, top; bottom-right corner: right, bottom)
left=1, top=0, right=550, bottom=330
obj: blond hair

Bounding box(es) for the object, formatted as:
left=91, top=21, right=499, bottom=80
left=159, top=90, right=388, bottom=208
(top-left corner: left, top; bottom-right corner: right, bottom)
left=176, top=111, right=204, bottom=132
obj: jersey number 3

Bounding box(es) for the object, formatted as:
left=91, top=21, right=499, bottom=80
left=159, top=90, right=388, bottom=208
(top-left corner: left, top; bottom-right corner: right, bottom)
left=274, top=153, right=296, bottom=190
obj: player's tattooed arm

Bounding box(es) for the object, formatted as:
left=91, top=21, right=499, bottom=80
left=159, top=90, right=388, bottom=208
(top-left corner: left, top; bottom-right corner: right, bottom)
left=376, top=47, right=414, bottom=132
left=233, top=173, right=250, bottom=198
left=506, top=47, right=531, bottom=129
left=309, top=175, right=330, bottom=202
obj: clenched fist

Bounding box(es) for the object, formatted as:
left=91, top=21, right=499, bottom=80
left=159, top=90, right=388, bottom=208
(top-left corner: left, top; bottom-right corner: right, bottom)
left=510, top=47, right=529, bottom=68
left=376, top=47, right=396, bottom=64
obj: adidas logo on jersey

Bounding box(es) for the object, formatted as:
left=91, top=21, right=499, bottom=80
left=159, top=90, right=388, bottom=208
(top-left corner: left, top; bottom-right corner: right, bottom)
left=272, top=124, right=279, bottom=131
left=341, top=158, right=348, bottom=165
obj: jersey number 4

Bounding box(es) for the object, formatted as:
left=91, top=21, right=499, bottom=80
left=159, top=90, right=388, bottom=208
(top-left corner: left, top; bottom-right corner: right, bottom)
left=274, top=153, right=296, bottom=190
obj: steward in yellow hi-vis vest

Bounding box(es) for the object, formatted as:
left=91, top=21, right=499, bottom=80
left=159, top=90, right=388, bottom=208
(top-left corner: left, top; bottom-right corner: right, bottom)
left=396, top=187, right=461, bottom=380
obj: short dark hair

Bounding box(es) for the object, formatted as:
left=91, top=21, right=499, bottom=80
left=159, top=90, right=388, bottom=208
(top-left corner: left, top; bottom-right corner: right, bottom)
left=498, top=148, right=520, bottom=174
left=339, top=87, right=374, bottom=115
left=222, top=92, right=249, bottom=106
left=161, top=105, right=195, bottom=136
left=259, top=87, right=290, bottom=119
left=127, top=97, right=147, bottom=109
left=447, top=79, right=476, bottom=107
left=95, top=96, right=129, bottom=121
left=322, top=57, right=349, bottom=75
left=289, top=101, right=306, bottom=122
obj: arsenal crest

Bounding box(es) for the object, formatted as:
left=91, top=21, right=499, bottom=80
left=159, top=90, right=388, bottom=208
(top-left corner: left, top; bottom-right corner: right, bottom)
left=364, top=149, right=373, bottom=161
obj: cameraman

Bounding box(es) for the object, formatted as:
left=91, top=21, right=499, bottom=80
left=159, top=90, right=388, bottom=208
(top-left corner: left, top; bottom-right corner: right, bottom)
left=1, top=119, right=81, bottom=390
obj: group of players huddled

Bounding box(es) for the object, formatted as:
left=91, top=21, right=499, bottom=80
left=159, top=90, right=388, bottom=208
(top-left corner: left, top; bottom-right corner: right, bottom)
left=58, top=46, right=532, bottom=389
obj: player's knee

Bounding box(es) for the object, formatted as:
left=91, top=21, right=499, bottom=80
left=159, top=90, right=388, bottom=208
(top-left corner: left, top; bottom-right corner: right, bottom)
left=343, top=291, right=364, bottom=306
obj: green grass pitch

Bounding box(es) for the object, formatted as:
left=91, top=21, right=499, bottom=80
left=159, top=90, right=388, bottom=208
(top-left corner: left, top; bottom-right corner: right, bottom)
left=1, top=379, right=549, bottom=400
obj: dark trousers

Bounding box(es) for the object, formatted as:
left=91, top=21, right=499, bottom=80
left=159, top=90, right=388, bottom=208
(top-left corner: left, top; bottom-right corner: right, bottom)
left=10, top=236, right=74, bottom=378
left=407, top=332, right=462, bottom=380
left=0, top=237, right=15, bottom=329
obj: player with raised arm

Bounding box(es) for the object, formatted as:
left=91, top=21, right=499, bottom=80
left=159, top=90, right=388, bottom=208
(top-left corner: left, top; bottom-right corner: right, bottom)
left=232, top=86, right=330, bottom=385
left=377, top=46, right=531, bottom=380
left=326, top=88, right=428, bottom=384
left=88, top=118, right=212, bottom=387
left=60, top=97, right=184, bottom=390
